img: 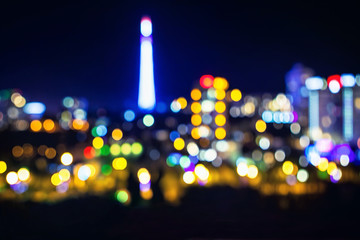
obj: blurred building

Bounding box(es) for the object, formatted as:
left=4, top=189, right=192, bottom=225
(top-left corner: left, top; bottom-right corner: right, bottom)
left=286, top=68, right=360, bottom=145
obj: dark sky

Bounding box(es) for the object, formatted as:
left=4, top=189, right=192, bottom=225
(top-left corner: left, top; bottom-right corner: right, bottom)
left=1, top=1, right=360, bottom=112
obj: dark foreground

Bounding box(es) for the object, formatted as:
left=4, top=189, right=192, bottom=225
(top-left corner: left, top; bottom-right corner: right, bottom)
left=1, top=184, right=360, bottom=239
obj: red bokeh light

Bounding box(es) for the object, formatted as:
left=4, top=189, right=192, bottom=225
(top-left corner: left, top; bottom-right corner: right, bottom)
left=84, top=146, right=96, bottom=159
left=200, top=75, right=214, bottom=89
left=327, top=75, right=342, bottom=88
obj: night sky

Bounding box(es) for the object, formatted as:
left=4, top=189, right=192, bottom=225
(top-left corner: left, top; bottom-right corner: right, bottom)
left=1, top=1, right=360, bottom=112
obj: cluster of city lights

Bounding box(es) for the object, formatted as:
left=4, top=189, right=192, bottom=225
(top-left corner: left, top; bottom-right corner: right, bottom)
left=1, top=72, right=360, bottom=205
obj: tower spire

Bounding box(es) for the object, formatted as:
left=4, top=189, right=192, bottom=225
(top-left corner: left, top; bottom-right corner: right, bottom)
left=138, top=16, right=156, bottom=111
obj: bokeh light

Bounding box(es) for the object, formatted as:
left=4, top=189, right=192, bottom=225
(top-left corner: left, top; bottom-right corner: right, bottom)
left=247, top=165, right=258, bottom=179
left=124, top=110, right=135, bottom=122
left=17, top=168, right=30, bottom=181
left=143, top=114, right=154, bottom=127
left=138, top=168, right=151, bottom=184
left=0, top=161, right=7, bottom=174
left=200, top=75, right=214, bottom=89
left=174, top=138, right=185, bottom=150
left=30, top=120, right=42, bottom=132
left=194, top=164, right=209, bottom=181
left=282, top=161, right=294, bottom=175
left=60, top=152, right=73, bottom=166
left=215, top=127, right=226, bottom=140
left=43, top=119, right=55, bottom=132
left=255, top=120, right=267, bottom=133
left=231, top=89, right=242, bottom=102
left=6, top=171, right=18, bottom=185
left=116, top=189, right=131, bottom=204
left=112, top=128, right=123, bottom=141
left=112, top=157, right=127, bottom=170
left=191, top=89, right=202, bottom=101
left=92, top=137, right=104, bottom=149
left=183, top=171, right=196, bottom=184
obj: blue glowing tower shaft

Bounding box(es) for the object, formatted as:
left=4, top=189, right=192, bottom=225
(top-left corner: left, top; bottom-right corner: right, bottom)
left=138, top=17, right=156, bottom=111
left=308, top=90, right=319, bottom=140
left=343, top=88, right=353, bottom=141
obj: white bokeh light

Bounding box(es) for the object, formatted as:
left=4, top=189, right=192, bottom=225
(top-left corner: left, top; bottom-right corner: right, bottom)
left=328, top=80, right=341, bottom=94
left=140, top=18, right=152, bottom=37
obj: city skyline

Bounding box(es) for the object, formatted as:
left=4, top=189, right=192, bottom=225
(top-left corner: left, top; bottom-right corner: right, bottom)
left=1, top=1, right=360, bottom=112
left=2, top=2, right=360, bottom=238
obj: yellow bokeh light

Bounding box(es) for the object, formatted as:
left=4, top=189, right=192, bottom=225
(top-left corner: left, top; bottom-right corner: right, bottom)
left=30, top=120, right=42, bottom=132
left=247, top=165, right=258, bottom=179
left=213, top=77, right=229, bottom=90
left=215, top=101, right=226, bottom=113
left=51, top=173, right=62, bottom=186
left=12, top=146, right=23, bottom=158
left=112, top=157, right=127, bottom=170
left=45, top=147, right=56, bottom=159
left=137, top=168, right=151, bottom=184
left=231, top=89, right=242, bottom=102
left=243, top=102, right=255, bottom=115
left=6, top=171, right=18, bottom=185
left=318, top=158, right=329, bottom=172
left=263, top=152, right=275, bottom=165
left=191, top=89, right=202, bottom=101
left=112, top=128, right=123, bottom=141
left=255, top=120, right=267, bottom=133
left=43, top=119, right=55, bottom=132
left=183, top=171, right=196, bottom=184
left=214, top=114, right=226, bottom=126
left=23, top=144, right=34, bottom=158
left=191, top=102, right=201, bottom=114
left=17, top=168, right=30, bottom=181
left=92, top=137, right=104, bottom=149
left=355, top=98, right=360, bottom=110
left=174, top=138, right=185, bottom=150
left=72, top=119, right=82, bottom=130
left=137, top=168, right=148, bottom=178
left=121, top=143, right=132, bottom=155
left=215, top=127, right=226, bottom=140
left=282, top=161, right=294, bottom=175
left=61, top=152, right=73, bottom=166
left=86, top=164, right=96, bottom=177
left=11, top=92, right=21, bottom=102
left=191, top=127, right=201, bottom=140
left=131, top=142, right=143, bottom=155
left=191, top=114, right=202, bottom=126
left=110, top=144, right=121, bottom=156
left=237, top=162, right=248, bottom=177
left=82, top=121, right=89, bottom=131
left=37, top=145, right=47, bottom=156
left=72, top=119, right=88, bottom=131
left=0, top=161, right=7, bottom=174
left=13, top=95, right=26, bottom=108
left=177, top=97, right=187, bottom=109
left=59, top=169, right=71, bottom=182
left=140, top=189, right=153, bottom=200
left=327, top=162, right=337, bottom=175
left=194, top=164, right=209, bottom=181
left=215, top=89, right=226, bottom=100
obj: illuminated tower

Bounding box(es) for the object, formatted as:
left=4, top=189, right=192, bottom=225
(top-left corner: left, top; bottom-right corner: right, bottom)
left=305, top=76, right=324, bottom=140
left=138, top=16, right=156, bottom=111
left=341, top=74, right=355, bottom=141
